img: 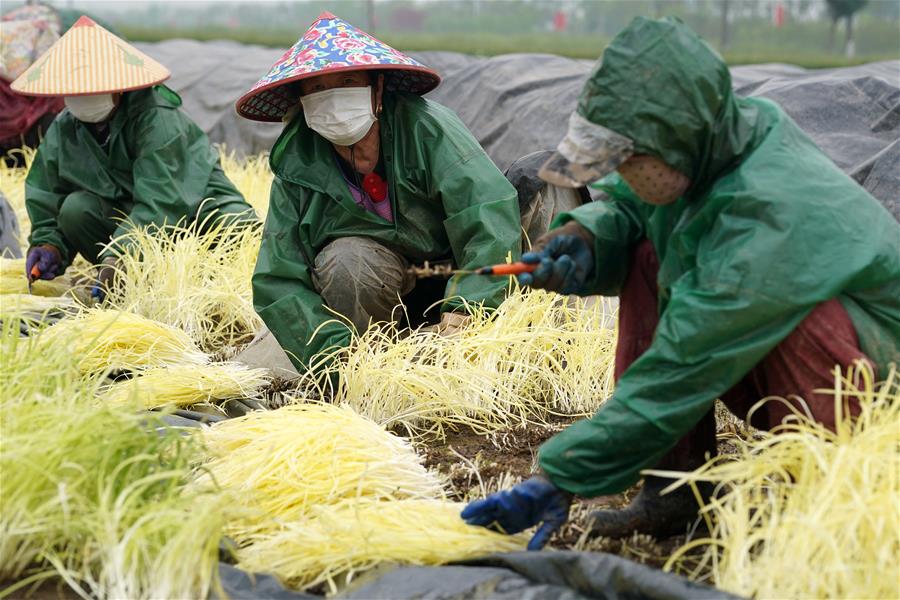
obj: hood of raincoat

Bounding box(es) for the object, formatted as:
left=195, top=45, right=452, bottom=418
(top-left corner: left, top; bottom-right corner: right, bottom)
left=545, top=17, right=757, bottom=196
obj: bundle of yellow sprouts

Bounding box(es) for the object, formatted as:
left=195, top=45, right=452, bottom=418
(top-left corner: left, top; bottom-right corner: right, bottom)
left=236, top=499, right=527, bottom=593
left=195, top=403, right=444, bottom=536
left=0, top=293, right=77, bottom=317
left=0, top=257, right=71, bottom=296
left=96, top=219, right=263, bottom=354
left=0, top=146, right=34, bottom=245
left=38, top=308, right=208, bottom=374
left=662, top=362, right=900, bottom=599
left=218, top=149, right=274, bottom=216
left=1, top=318, right=228, bottom=600
left=102, top=362, right=269, bottom=408
left=309, top=289, right=617, bottom=438
left=198, top=403, right=527, bottom=592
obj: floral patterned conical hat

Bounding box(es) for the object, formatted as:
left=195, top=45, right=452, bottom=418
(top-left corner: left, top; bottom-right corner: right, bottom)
left=10, top=15, right=169, bottom=97
left=236, top=11, right=440, bottom=122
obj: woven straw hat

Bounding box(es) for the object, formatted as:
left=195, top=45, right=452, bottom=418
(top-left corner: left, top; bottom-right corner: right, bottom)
left=236, top=11, right=440, bottom=122
left=10, top=15, right=170, bottom=97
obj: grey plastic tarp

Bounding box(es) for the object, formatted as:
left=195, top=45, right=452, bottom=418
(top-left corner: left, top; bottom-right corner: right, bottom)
left=134, top=40, right=898, bottom=219
left=0, top=191, right=22, bottom=258
left=217, top=551, right=738, bottom=600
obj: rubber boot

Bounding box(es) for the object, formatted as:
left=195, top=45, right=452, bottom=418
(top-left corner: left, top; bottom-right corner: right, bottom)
left=587, top=475, right=712, bottom=539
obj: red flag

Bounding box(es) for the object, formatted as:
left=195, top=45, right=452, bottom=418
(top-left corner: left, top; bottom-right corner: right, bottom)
left=774, top=3, right=786, bottom=28
left=553, top=10, right=567, bottom=33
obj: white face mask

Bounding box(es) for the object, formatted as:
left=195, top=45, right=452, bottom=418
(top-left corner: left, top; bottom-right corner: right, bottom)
left=300, top=86, right=376, bottom=147
left=65, top=94, right=116, bottom=123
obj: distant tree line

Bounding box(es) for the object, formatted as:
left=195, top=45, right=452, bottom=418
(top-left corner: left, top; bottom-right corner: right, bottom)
left=78, top=0, right=896, bottom=59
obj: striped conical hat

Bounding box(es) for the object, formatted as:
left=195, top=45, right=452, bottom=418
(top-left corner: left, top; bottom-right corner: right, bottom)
left=236, top=11, right=440, bottom=122
left=10, top=16, right=169, bottom=97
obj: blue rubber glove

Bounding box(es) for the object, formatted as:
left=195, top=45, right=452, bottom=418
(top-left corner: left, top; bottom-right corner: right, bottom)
left=25, top=245, right=62, bottom=281
left=518, top=221, right=594, bottom=294
left=460, top=476, right=572, bottom=550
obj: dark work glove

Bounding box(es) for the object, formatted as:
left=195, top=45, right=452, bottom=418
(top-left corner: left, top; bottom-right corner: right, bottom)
left=518, top=221, right=594, bottom=294
left=25, top=244, right=62, bottom=281
left=460, top=475, right=572, bottom=550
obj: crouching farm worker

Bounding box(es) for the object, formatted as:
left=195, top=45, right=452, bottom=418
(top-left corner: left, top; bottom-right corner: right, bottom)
left=462, top=17, right=900, bottom=550
left=238, top=12, right=521, bottom=372
left=12, top=17, right=256, bottom=301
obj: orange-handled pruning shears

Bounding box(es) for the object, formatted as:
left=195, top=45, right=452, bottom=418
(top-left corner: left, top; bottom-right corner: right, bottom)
left=27, top=265, right=41, bottom=294
left=474, top=262, right=538, bottom=276
left=408, top=261, right=538, bottom=279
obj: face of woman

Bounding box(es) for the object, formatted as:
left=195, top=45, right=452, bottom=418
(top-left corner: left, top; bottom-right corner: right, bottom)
left=299, top=71, right=371, bottom=95
left=615, top=154, right=691, bottom=205
left=296, top=71, right=385, bottom=150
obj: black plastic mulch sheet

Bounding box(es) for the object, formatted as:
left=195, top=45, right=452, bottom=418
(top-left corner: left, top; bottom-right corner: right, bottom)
left=217, top=551, right=740, bottom=600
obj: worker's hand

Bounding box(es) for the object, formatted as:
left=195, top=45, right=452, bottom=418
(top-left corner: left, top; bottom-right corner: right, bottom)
left=25, top=245, right=62, bottom=281
left=91, top=257, right=120, bottom=303
left=461, top=475, right=572, bottom=550
left=435, top=311, right=470, bottom=337
left=422, top=312, right=471, bottom=337
left=518, top=221, right=594, bottom=294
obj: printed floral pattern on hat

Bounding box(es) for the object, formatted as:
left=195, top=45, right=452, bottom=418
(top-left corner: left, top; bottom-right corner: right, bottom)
left=236, top=11, right=440, bottom=122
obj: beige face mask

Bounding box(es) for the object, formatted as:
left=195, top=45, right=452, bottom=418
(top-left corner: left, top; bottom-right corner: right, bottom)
left=616, top=155, right=690, bottom=205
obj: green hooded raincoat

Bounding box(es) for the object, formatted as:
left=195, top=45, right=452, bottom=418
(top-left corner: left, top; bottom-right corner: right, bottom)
left=25, top=86, right=253, bottom=268
left=539, top=18, right=900, bottom=497
left=252, top=92, right=521, bottom=369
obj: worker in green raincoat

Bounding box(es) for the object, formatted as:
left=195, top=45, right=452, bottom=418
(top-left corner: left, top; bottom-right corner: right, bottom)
left=236, top=12, right=520, bottom=371
left=462, top=17, right=900, bottom=550
left=12, top=17, right=255, bottom=299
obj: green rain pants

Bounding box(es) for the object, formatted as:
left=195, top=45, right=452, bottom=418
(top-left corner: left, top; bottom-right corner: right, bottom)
left=57, top=191, right=256, bottom=264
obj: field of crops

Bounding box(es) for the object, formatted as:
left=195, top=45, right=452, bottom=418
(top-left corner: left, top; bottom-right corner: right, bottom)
left=116, top=27, right=899, bottom=68
left=1, top=150, right=897, bottom=598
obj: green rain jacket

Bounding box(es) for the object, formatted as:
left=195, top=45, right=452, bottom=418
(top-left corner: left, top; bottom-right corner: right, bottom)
left=252, top=92, right=521, bottom=369
left=25, top=85, right=250, bottom=268
left=539, top=18, right=900, bottom=497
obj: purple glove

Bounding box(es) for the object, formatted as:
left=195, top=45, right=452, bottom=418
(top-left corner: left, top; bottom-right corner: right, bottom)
left=25, top=245, right=62, bottom=281
left=461, top=476, right=572, bottom=550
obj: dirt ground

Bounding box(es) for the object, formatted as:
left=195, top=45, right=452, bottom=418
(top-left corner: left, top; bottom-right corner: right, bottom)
left=420, top=404, right=752, bottom=576
left=420, top=416, right=699, bottom=570
left=0, top=579, right=81, bottom=600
